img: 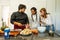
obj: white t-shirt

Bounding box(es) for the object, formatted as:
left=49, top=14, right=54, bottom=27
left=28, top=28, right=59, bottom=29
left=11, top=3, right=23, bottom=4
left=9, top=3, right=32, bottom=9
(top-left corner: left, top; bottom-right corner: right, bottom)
left=40, top=14, right=52, bottom=25
left=29, top=14, right=40, bottom=29
left=33, top=15, right=36, bottom=22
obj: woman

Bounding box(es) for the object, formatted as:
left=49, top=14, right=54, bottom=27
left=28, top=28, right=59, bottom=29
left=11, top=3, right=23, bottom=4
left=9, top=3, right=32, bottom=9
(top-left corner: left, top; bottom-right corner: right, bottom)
left=29, top=7, right=40, bottom=29
left=40, top=8, right=55, bottom=32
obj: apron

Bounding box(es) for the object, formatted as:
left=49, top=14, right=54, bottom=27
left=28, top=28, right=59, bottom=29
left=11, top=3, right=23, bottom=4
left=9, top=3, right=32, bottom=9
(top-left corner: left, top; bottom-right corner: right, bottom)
left=14, top=25, right=25, bottom=30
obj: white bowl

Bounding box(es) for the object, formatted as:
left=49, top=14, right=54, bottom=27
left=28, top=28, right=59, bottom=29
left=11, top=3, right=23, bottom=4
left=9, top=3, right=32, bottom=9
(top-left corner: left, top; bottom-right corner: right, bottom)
left=37, top=27, right=46, bottom=33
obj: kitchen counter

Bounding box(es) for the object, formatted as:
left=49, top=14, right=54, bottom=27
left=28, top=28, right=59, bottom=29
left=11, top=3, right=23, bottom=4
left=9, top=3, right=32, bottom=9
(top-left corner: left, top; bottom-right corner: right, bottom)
left=0, top=32, right=60, bottom=40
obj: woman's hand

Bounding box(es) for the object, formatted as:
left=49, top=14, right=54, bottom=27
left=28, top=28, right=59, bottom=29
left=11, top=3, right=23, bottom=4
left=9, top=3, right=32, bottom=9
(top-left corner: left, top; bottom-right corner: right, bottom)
left=40, top=21, right=46, bottom=26
left=40, top=21, right=46, bottom=24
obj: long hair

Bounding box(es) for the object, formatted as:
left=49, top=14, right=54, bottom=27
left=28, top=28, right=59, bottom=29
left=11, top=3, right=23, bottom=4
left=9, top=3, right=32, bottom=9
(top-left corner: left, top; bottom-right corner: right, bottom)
left=40, top=8, right=47, bottom=18
left=31, top=7, right=37, bottom=22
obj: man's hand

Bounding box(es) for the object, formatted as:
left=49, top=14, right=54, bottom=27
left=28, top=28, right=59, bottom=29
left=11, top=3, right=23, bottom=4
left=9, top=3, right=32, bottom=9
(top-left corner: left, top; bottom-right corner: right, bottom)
left=25, top=24, right=30, bottom=28
left=14, top=22, right=23, bottom=26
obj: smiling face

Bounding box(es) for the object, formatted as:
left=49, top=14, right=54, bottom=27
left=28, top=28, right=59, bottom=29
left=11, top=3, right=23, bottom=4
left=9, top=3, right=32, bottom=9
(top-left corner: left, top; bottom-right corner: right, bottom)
left=18, top=4, right=26, bottom=13
left=40, top=8, right=47, bottom=16
left=21, top=8, right=26, bottom=13
left=31, top=7, right=37, bottom=15
left=31, top=9, right=36, bottom=15
left=19, top=8, right=26, bottom=13
left=40, top=10, right=45, bottom=15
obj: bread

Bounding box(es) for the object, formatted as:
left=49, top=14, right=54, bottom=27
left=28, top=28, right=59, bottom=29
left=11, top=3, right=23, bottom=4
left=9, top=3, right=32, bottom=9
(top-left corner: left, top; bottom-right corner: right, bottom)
left=20, top=29, right=32, bottom=35
left=31, top=29, right=38, bottom=34
left=0, top=30, right=4, bottom=33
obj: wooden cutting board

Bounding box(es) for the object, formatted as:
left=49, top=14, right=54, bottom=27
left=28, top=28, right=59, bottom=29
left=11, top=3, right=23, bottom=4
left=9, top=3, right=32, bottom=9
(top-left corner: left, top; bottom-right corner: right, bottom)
left=0, top=30, right=20, bottom=36
left=9, top=31, right=20, bottom=36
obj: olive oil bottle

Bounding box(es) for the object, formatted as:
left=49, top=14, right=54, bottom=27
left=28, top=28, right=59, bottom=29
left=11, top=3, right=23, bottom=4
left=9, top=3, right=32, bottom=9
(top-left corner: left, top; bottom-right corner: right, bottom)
left=1, top=19, right=6, bottom=31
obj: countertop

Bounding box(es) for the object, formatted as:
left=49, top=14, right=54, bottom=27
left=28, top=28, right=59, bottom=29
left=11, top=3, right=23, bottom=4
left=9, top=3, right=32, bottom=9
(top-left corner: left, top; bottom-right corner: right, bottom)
left=0, top=32, right=60, bottom=40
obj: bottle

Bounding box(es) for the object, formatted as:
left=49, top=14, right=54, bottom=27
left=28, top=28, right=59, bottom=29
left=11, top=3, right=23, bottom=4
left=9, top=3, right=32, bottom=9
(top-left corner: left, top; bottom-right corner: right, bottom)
left=49, top=25, right=54, bottom=37
left=4, top=28, right=10, bottom=39
left=1, top=18, right=6, bottom=31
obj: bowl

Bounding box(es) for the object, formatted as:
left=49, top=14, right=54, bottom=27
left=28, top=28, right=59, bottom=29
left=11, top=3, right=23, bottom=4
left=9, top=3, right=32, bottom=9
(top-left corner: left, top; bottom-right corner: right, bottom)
left=37, top=27, right=46, bottom=33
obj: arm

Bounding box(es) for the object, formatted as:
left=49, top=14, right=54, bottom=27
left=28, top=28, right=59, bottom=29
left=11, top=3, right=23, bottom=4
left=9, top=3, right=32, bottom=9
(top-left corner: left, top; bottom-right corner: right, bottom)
left=39, top=16, right=46, bottom=26
left=25, top=15, right=30, bottom=28
left=40, top=14, right=52, bottom=25
left=10, top=12, right=16, bottom=24
left=46, top=15, right=52, bottom=25
left=25, top=15, right=29, bottom=24
left=10, top=13, right=23, bottom=26
left=40, top=21, right=46, bottom=25
left=14, top=22, right=23, bottom=26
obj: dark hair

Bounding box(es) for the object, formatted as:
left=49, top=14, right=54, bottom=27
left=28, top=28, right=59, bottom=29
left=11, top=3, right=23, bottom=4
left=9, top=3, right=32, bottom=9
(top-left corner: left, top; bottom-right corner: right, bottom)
left=31, top=7, right=37, bottom=11
left=18, top=4, right=26, bottom=10
left=31, top=7, right=37, bottom=22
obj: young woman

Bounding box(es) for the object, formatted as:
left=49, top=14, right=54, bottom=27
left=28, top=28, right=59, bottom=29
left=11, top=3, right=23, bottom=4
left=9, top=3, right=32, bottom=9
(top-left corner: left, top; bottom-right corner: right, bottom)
left=29, top=7, right=40, bottom=29
left=40, top=8, right=55, bottom=32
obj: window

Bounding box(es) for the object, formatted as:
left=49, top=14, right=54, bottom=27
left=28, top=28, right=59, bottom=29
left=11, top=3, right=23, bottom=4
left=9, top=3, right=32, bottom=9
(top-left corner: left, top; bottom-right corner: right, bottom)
left=2, top=6, right=9, bottom=26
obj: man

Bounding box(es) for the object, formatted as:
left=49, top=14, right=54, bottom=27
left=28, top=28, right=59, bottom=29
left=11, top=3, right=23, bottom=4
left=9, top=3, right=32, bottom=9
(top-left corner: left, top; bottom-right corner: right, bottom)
left=10, top=4, right=29, bottom=30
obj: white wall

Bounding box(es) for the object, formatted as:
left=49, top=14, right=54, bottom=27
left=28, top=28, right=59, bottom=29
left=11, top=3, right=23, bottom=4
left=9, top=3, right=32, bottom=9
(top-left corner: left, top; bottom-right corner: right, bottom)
left=46, top=0, right=56, bottom=29
left=55, top=0, right=60, bottom=30
left=9, top=0, right=47, bottom=29
left=0, top=6, right=2, bottom=21
left=0, top=6, right=2, bottom=28
left=10, top=0, right=47, bottom=15
left=0, top=0, right=60, bottom=30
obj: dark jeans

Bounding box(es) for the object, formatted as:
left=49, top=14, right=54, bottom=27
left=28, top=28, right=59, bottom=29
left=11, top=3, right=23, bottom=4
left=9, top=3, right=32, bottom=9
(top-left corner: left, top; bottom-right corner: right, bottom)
left=46, top=24, right=55, bottom=32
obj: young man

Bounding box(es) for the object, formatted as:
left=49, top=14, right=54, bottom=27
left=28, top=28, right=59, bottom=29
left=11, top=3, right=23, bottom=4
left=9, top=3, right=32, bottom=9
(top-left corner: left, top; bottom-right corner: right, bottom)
left=10, top=4, right=29, bottom=30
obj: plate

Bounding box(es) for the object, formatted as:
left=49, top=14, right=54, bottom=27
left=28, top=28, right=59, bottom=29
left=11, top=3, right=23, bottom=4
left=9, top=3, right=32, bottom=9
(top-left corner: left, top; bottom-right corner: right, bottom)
left=20, top=29, right=32, bottom=36
left=20, top=33, right=32, bottom=36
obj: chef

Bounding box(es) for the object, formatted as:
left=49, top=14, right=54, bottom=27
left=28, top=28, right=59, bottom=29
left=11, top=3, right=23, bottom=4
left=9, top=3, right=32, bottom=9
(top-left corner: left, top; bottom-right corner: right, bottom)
left=10, top=4, right=29, bottom=30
